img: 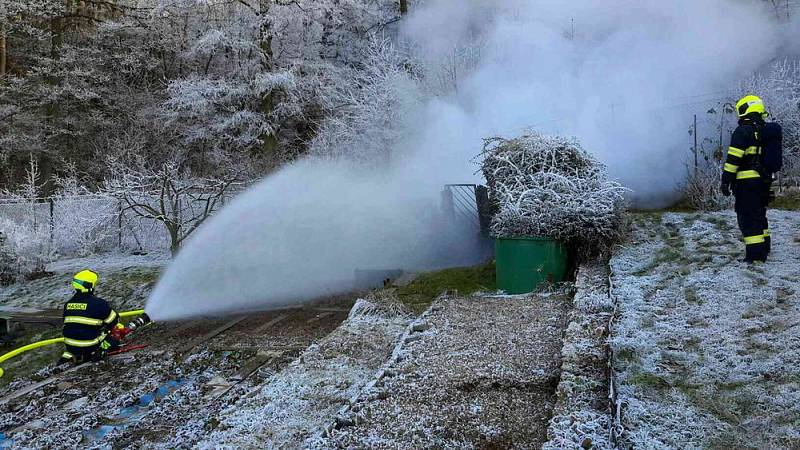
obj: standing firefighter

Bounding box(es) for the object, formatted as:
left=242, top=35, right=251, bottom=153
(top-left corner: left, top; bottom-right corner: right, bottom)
left=59, top=270, right=121, bottom=364
left=720, top=94, right=783, bottom=262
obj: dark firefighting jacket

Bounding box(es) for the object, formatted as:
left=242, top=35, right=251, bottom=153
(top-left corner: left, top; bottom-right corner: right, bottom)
left=62, top=292, right=119, bottom=355
left=722, top=119, right=764, bottom=184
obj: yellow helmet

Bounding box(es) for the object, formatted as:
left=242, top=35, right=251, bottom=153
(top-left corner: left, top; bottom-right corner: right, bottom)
left=72, top=270, right=98, bottom=293
left=736, top=94, right=767, bottom=118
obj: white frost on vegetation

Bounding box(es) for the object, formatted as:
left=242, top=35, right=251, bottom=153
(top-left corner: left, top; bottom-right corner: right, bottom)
left=543, top=262, right=614, bottom=450
left=610, top=211, right=800, bottom=449
left=321, top=293, right=571, bottom=449
left=201, top=298, right=411, bottom=448
left=480, top=133, right=627, bottom=256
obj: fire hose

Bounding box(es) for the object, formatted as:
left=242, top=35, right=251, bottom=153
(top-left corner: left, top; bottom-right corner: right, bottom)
left=0, top=309, right=151, bottom=378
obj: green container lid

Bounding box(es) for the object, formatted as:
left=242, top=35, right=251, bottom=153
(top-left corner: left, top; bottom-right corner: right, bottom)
left=495, top=236, right=568, bottom=294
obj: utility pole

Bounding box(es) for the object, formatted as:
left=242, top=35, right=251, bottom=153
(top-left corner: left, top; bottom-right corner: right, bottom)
left=693, top=114, right=698, bottom=176
left=571, top=18, right=575, bottom=40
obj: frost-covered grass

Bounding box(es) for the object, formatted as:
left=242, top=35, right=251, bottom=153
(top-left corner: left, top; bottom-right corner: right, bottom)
left=611, top=211, right=800, bottom=449
left=0, top=252, right=167, bottom=312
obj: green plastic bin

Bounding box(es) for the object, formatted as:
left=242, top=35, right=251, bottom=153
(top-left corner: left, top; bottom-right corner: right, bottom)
left=495, top=236, right=568, bottom=294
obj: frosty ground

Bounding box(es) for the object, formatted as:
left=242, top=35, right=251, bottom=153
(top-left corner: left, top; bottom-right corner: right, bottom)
left=611, top=210, right=800, bottom=449
left=2, top=210, right=800, bottom=448
left=0, top=252, right=602, bottom=449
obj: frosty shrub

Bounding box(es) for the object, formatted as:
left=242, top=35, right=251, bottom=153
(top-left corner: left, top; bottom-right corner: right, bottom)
left=0, top=231, right=17, bottom=285
left=682, top=163, right=732, bottom=211
left=0, top=157, right=56, bottom=279
left=480, top=134, right=628, bottom=258
left=51, top=195, right=119, bottom=256
left=0, top=216, right=54, bottom=280
left=740, top=59, right=800, bottom=167
left=308, top=37, right=421, bottom=165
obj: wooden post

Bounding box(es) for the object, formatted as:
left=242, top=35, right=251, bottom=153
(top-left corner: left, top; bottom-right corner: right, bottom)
left=474, top=185, right=492, bottom=237
left=441, top=187, right=454, bottom=220
left=49, top=198, right=54, bottom=248
left=570, top=18, right=575, bottom=40
left=400, top=0, right=408, bottom=15
left=693, top=114, right=698, bottom=177
left=0, top=24, right=7, bottom=79
left=117, top=199, right=123, bottom=249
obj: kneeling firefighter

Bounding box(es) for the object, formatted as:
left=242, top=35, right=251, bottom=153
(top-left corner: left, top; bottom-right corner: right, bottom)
left=720, top=94, right=783, bottom=262
left=59, top=270, right=150, bottom=364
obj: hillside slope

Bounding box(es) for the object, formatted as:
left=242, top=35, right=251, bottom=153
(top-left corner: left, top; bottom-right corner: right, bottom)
left=611, top=211, right=800, bottom=449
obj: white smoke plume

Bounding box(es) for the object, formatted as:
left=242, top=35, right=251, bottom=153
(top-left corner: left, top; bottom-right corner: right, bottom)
left=147, top=0, right=797, bottom=320
left=402, top=0, right=793, bottom=205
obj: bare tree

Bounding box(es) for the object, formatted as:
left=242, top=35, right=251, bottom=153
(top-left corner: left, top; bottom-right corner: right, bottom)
left=104, top=160, right=240, bottom=255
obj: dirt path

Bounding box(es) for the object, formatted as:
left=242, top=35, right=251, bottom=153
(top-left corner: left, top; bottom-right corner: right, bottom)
left=321, top=292, right=572, bottom=449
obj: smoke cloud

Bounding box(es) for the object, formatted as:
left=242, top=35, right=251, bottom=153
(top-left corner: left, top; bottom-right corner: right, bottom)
left=147, top=0, right=795, bottom=319
left=402, top=0, right=791, bottom=204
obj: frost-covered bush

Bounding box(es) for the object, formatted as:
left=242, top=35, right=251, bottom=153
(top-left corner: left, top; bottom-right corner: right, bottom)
left=0, top=216, right=54, bottom=280
left=51, top=195, right=119, bottom=256
left=740, top=58, right=800, bottom=169
left=0, top=158, right=55, bottom=278
left=0, top=231, right=17, bottom=285
left=480, top=134, right=628, bottom=257
left=682, top=163, right=732, bottom=211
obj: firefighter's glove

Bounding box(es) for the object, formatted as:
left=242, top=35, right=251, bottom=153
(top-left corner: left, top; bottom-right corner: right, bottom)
left=721, top=182, right=731, bottom=197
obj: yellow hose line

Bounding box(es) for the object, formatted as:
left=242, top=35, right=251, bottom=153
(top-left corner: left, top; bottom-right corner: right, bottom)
left=0, top=308, right=147, bottom=378
left=119, top=309, right=145, bottom=318
left=0, top=338, right=65, bottom=366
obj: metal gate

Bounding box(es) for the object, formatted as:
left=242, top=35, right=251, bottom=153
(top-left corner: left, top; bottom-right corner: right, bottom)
left=441, top=184, right=493, bottom=236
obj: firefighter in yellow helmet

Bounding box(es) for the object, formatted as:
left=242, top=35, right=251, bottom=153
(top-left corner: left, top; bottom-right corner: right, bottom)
left=59, top=270, right=121, bottom=364
left=720, top=95, right=782, bottom=262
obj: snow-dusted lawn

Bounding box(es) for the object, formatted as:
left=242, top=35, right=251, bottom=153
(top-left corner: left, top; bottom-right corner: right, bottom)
left=0, top=252, right=168, bottom=311
left=611, top=211, right=800, bottom=449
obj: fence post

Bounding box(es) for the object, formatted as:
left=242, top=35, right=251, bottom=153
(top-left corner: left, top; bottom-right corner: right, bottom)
left=49, top=197, right=54, bottom=240
left=693, top=114, right=698, bottom=177
left=474, top=185, right=492, bottom=237
left=441, top=187, right=454, bottom=220
left=117, top=199, right=123, bottom=250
